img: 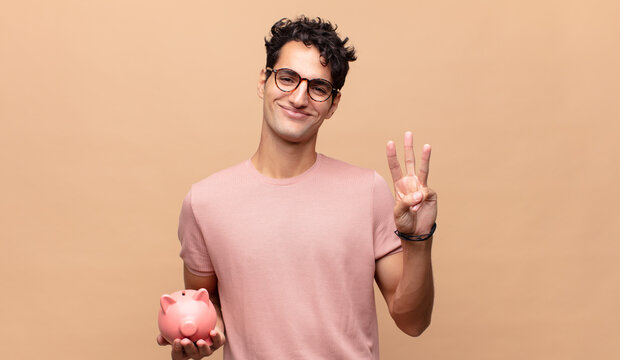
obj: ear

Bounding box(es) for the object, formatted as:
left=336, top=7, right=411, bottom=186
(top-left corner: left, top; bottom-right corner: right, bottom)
left=257, top=68, right=267, bottom=100
left=325, top=92, right=341, bottom=120
left=193, top=288, right=210, bottom=305
left=160, top=294, right=176, bottom=314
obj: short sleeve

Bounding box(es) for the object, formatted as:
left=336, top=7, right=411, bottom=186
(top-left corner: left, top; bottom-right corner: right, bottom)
left=372, top=172, right=403, bottom=260
left=178, top=187, right=215, bottom=276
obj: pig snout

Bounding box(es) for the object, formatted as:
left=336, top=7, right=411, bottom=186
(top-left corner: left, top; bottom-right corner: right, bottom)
left=180, top=320, right=198, bottom=337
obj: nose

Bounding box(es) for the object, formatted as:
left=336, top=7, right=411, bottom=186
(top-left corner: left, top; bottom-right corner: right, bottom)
left=288, top=79, right=310, bottom=108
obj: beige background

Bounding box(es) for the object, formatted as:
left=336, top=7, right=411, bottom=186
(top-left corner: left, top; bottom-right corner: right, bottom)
left=1, top=0, right=619, bottom=359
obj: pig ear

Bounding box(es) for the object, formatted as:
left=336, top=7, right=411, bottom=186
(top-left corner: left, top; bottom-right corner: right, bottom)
left=160, top=295, right=176, bottom=314
left=193, top=288, right=210, bottom=304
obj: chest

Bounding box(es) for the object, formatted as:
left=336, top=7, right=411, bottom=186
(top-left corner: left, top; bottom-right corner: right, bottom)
left=197, top=184, right=375, bottom=274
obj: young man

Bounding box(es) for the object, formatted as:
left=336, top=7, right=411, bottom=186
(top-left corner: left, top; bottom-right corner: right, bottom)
left=158, top=16, right=437, bottom=360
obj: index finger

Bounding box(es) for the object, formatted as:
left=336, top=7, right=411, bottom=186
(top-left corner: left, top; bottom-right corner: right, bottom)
left=386, top=141, right=403, bottom=184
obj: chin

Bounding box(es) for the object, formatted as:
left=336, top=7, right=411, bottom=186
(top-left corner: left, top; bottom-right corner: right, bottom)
left=272, top=124, right=316, bottom=144
left=275, top=129, right=311, bottom=143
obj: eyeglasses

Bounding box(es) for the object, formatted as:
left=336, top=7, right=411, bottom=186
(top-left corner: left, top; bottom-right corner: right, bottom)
left=266, top=67, right=338, bottom=102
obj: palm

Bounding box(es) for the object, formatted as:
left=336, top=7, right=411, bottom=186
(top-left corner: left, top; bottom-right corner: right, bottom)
left=387, top=132, right=437, bottom=235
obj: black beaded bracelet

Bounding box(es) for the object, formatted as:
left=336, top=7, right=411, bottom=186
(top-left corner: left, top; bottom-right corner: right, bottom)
left=394, top=223, right=437, bottom=241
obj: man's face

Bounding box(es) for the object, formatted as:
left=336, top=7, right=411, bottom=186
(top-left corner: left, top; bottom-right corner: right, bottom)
left=257, top=41, right=341, bottom=144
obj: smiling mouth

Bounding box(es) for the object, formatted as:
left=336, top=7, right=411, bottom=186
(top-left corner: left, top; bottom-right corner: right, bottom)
left=279, top=104, right=310, bottom=119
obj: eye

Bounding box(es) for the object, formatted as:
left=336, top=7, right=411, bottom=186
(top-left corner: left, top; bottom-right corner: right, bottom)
left=312, top=88, right=327, bottom=96
left=279, top=76, right=296, bottom=84
left=309, top=81, right=331, bottom=95
left=277, top=70, right=299, bottom=86
left=311, top=86, right=328, bottom=95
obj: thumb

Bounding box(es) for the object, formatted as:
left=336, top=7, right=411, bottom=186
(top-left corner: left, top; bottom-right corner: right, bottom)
left=394, top=192, right=423, bottom=217
left=156, top=334, right=170, bottom=346
left=210, top=329, right=226, bottom=348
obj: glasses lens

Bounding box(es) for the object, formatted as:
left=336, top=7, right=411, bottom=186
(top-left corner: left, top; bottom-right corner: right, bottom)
left=308, top=80, right=333, bottom=101
left=273, top=68, right=334, bottom=102
left=275, top=69, right=300, bottom=91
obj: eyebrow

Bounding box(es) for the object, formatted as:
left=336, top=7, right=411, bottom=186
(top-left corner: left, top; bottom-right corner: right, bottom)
left=275, top=67, right=332, bottom=82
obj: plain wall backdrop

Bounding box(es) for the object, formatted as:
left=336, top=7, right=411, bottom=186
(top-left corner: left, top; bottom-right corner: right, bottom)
left=1, top=0, right=619, bottom=359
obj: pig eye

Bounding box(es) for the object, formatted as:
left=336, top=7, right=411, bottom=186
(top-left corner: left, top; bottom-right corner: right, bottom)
left=182, top=291, right=186, bottom=296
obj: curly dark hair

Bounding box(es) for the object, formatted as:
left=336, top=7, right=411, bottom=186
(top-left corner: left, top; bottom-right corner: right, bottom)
left=264, top=16, right=357, bottom=91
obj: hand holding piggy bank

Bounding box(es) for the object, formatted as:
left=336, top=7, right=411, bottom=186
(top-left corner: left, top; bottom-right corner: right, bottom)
left=158, top=288, right=218, bottom=345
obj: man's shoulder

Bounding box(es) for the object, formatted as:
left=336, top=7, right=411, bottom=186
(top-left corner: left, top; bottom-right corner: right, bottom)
left=191, top=160, right=249, bottom=191
left=319, top=153, right=377, bottom=178
left=319, top=154, right=391, bottom=192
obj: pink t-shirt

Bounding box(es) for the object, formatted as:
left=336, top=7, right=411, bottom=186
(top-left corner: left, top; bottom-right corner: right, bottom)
left=179, top=154, right=402, bottom=359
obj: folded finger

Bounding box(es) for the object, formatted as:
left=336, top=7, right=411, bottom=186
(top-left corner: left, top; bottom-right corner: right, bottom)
left=394, top=193, right=421, bottom=219
left=410, top=191, right=426, bottom=211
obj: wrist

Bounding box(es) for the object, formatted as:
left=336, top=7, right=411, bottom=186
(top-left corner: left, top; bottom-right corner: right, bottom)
left=395, top=223, right=436, bottom=241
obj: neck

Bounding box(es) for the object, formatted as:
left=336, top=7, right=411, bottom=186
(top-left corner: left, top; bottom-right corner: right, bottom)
left=251, top=126, right=319, bottom=179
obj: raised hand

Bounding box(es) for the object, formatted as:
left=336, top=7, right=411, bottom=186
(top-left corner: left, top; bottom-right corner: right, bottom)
left=386, top=131, right=437, bottom=236
left=157, top=328, right=226, bottom=360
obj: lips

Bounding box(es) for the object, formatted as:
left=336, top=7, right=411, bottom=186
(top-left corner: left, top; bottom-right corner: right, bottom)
left=278, top=104, right=311, bottom=120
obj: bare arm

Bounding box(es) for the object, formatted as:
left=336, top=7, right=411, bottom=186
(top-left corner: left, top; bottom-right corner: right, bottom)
left=375, top=244, right=434, bottom=336
left=375, top=131, right=437, bottom=336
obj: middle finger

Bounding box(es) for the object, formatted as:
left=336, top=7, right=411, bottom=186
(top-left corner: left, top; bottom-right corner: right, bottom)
left=404, top=131, right=416, bottom=176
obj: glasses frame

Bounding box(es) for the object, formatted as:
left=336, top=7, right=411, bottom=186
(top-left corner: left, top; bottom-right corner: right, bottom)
left=266, top=67, right=339, bottom=102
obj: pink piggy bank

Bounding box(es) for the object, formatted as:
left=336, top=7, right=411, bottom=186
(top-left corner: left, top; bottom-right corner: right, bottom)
left=158, top=288, right=217, bottom=345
